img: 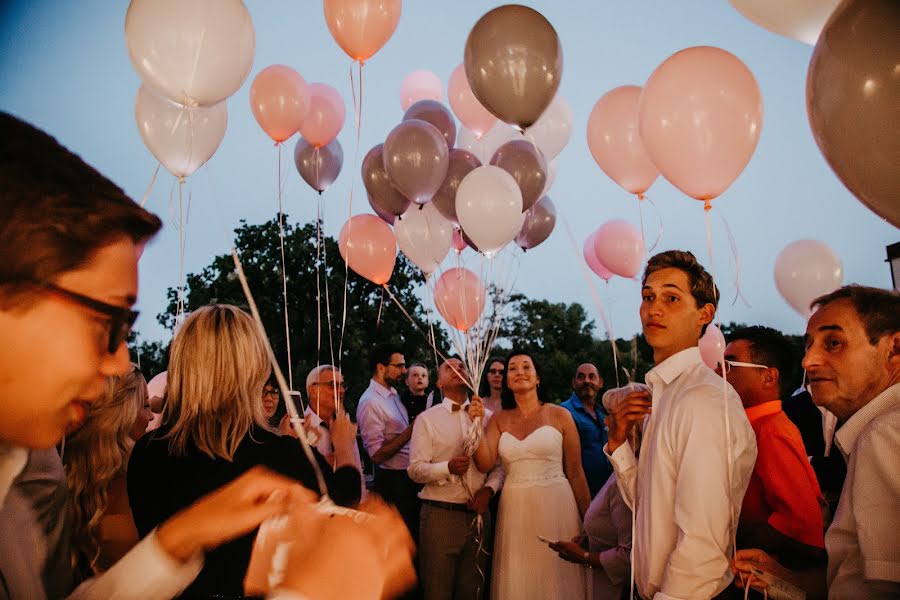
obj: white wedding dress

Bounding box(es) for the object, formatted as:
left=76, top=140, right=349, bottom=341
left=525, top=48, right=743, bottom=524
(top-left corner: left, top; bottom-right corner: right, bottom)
left=491, top=425, right=587, bottom=600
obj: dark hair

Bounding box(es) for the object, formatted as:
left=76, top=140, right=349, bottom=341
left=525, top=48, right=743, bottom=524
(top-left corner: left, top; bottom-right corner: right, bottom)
left=727, top=326, right=796, bottom=400
left=811, top=285, right=900, bottom=345
left=500, top=350, right=548, bottom=409
left=369, top=343, right=404, bottom=373
left=0, top=113, right=162, bottom=308
left=643, top=250, right=719, bottom=308
left=478, top=356, right=506, bottom=397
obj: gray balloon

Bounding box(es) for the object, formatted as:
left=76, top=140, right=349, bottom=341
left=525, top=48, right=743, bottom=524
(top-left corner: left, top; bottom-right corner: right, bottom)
left=383, top=119, right=450, bottom=205
left=361, top=144, right=410, bottom=216
left=490, top=139, right=547, bottom=211
left=403, top=99, right=457, bottom=149
left=294, top=138, right=343, bottom=193
left=368, top=192, right=396, bottom=225
left=431, top=149, right=481, bottom=226
left=516, top=195, right=556, bottom=250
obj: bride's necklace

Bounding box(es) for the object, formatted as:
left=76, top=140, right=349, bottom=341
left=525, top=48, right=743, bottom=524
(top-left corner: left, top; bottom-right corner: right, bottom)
left=518, top=405, right=541, bottom=420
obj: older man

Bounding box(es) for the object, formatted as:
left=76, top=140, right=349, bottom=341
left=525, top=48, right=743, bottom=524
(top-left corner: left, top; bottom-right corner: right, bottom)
left=561, top=363, right=611, bottom=497
left=409, top=357, right=503, bottom=600
left=734, top=285, right=900, bottom=598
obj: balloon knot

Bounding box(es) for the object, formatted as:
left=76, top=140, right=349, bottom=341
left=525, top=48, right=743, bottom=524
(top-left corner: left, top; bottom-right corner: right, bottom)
left=703, top=200, right=712, bottom=212
left=637, top=193, right=645, bottom=201
left=178, top=176, right=186, bottom=185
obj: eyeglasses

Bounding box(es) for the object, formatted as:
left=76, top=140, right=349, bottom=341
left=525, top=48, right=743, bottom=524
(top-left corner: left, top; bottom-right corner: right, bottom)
left=312, top=381, right=346, bottom=389
left=34, top=280, right=138, bottom=354
left=388, top=362, right=406, bottom=369
left=720, top=359, right=770, bottom=374
left=488, top=368, right=505, bottom=375
left=263, top=388, right=280, bottom=398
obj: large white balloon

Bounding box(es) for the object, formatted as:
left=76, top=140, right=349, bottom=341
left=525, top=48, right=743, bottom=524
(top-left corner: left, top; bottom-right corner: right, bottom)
left=729, top=0, right=842, bottom=45
left=126, top=0, right=256, bottom=106
left=456, top=122, right=516, bottom=163
left=456, top=166, right=524, bottom=257
left=394, top=202, right=453, bottom=275
left=520, top=94, right=572, bottom=160
left=774, top=240, right=843, bottom=318
left=135, top=85, right=228, bottom=179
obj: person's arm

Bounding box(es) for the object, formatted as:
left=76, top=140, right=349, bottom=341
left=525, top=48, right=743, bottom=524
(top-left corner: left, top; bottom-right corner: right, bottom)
left=407, top=415, right=451, bottom=484
left=328, top=413, right=360, bottom=471
left=732, top=548, right=827, bottom=600
left=369, top=424, right=413, bottom=465
left=559, top=409, right=591, bottom=517
left=656, top=385, right=757, bottom=600
left=593, top=480, right=633, bottom=585
left=470, top=398, right=501, bottom=473
left=358, top=400, right=411, bottom=465
left=602, top=389, right=651, bottom=511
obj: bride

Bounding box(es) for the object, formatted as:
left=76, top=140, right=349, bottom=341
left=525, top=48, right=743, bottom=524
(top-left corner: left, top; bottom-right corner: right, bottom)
left=471, top=350, right=591, bottom=600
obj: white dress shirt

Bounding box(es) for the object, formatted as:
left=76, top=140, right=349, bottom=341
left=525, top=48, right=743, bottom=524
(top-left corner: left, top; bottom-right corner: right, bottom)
left=826, top=383, right=900, bottom=598
left=356, top=379, right=411, bottom=470
left=303, top=406, right=366, bottom=499
left=605, top=347, right=757, bottom=600
left=407, top=399, right=504, bottom=503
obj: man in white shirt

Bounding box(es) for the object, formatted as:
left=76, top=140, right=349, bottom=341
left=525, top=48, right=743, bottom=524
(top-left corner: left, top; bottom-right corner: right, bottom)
left=0, top=112, right=413, bottom=600
left=734, top=285, right=900, bottom=599
left=409, top=357, right=503, bottom=600
left=356, top=344, right=421, bottom=536
left=605, top=250, right=757, bottom=599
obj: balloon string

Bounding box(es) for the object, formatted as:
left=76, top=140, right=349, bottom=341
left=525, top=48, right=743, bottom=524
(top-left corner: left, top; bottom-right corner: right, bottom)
left=276, top=144, right=294, bottom=390
left=315, top=196, right=323, bottom=368
left=321, top=202, right=338, bottom=375
left=637, top=194, right=648, bottom=258
left=376, top=286, right=385, bottom=329
left=176, top=178, right=186, bottom=327
left=643, top=194, right=664, bottom=254
left=719, top=213, right=749, bottom=307
left=139, top=163, right=161, bottom=208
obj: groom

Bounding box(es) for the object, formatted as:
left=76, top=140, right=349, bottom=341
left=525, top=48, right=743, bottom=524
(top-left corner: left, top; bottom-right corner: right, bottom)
left=605, top=250, right=757, bottom=599
left=408, top=357, right=503, bottom=600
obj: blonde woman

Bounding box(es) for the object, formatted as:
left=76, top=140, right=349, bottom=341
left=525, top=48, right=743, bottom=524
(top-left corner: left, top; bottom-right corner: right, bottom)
left=64, top=364, right=152, bottom=580
left=127, top=304, right=361, bottom=600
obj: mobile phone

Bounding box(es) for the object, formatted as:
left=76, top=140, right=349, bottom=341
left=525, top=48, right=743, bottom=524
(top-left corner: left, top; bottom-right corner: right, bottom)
left=747, top=567, right=806, bottom=600
left=537, top=535, right=553, bottom=544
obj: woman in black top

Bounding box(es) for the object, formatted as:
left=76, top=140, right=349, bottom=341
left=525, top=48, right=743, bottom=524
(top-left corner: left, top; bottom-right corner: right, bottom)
left=127, top=305, right=360, bottom=600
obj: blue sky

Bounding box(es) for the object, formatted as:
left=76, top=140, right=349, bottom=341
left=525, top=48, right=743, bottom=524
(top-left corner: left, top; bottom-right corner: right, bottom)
left=2, top=1, right=896, bottom=347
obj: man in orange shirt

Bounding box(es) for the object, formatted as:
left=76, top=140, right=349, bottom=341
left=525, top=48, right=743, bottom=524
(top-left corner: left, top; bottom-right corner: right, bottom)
left=718, top=326, right=826, bottom=569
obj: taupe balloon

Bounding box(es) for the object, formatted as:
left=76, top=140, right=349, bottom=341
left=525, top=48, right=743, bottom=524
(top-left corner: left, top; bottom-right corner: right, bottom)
left=490, top=139, right=548, bottom=211
left=516, top=195, right=556, bottom=250
left=461, top=228, right=480, bottom=253
left=294, top=137, right=343, bottom=193
left=361, top=144, right=410, bottom=216
left=367, top=192, right=396, bottom=225
left=807, top=0, right=900, bottom=227
left=431, top=149, right=481, bottom=225
left=403, top=100, right=457, bottom=149
left=383, top=119, right=450, bottom=204
left=464, top=5, right=563, bottom=129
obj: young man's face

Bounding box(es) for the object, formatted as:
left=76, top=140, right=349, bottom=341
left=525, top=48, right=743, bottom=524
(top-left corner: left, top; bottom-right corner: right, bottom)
left=718, top=339, right=769, bottom=408
left=0, top=237, right=138, bottom=448
left=803, top=299, right=897, bottom=420
left=640, top=267, right=713, bottom=363
left=406, top=365, right=429, bottom=396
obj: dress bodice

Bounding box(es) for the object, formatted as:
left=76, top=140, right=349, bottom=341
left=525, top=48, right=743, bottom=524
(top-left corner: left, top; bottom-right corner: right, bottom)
left=498, top=425, right=567, bottom=486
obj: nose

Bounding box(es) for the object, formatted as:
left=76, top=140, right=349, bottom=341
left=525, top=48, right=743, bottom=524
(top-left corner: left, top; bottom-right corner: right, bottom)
left=100, top=341, right=132, bottom=376
left=801, top=344, right=820, bottom=372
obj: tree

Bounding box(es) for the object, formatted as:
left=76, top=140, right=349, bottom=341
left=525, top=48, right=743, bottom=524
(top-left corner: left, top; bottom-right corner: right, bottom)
left=154, top=215, right=448, bottom=414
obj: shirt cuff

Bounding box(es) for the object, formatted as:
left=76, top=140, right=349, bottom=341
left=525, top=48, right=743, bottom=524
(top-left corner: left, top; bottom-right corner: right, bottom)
left=605, top=441, right=636, bottom=472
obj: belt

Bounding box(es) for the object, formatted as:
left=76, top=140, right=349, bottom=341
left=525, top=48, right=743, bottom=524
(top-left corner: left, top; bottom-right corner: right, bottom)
left=422, top=498, right=475, bottom=513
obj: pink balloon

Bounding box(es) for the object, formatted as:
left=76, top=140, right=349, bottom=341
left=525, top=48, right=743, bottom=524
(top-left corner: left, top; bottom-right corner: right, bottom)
left=299, top=83, right=345, bottom=147
left=250, top=65, right=308, bottom=143
left=323, top=0, right=401, bottom=63
left=433, top=267, right=486, bottom=332
left=583, top=231, right=614, bottom=281
left=699, top=324, right=726, bottom=370
left=774, top=239, right=843, bottom=318
left=400, top=69, right=443, bottom=111
left=448, top=64, right=497, bottom=138
left=451, top=228, right=467, bottom=253
left=592, top=220, right=645, bottom=279
left=639, top=46, right=763, bottom=202
left=587, top=86, right=659, bottom=195
left=338, top=214, right=397, bottom=285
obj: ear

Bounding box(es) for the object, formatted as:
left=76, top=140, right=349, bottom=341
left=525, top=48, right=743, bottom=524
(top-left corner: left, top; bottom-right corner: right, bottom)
left=764, top=368, right=780, bottom=391
left=885, top=331, right=900, bottom=374
left=698, top=303, right=715, bottom=327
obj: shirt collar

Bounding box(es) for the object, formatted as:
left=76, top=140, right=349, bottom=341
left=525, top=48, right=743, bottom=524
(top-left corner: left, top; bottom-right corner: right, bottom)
left=0, top=445, right=29, bottom=506
left=745, top=400, right=782, bottom=424
left=303, top=406, right=324, bottom=428
left=441, top=397, right=470, bottom=413
left=645, top=346, right=703, bottom=390
left=835, top=383, right=899, bottom=458
left=367, top=378, right=397, bottom=399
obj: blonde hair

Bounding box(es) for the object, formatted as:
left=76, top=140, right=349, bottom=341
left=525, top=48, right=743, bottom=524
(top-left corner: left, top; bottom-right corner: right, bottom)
left=161, top=304, right=270, bottom=460
left=65, top=365, right=146, bottom=574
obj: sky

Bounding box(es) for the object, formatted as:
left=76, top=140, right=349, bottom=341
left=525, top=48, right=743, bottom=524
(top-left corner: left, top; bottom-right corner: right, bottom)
left=1, top=0, right=896, bottom=348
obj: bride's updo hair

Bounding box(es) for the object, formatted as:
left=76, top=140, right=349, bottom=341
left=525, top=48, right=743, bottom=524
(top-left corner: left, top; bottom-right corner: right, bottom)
left=500, top=349, right=548, bottom=409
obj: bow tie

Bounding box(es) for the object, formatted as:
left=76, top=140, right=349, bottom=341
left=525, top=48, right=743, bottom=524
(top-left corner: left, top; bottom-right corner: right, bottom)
left=451, top=403, right=467, bottom=412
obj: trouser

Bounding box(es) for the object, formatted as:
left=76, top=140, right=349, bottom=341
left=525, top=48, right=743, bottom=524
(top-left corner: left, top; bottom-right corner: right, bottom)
left=418, top=501, right=493, bottom=600
left=374, top=467, right=422, bottom=541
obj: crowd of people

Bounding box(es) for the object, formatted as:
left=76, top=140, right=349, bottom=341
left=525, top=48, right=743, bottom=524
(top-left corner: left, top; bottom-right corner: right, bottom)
left=1, top=110, right=898, bottom=600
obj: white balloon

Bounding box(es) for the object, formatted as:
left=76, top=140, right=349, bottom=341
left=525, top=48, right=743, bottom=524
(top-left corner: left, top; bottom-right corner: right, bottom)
left=729, top=0, right=842, bottom=45
left=135, top=85, right=228, bottom=178
left=456, top=166, right=525, bottom=257
left=543, top=160, right=557, bottom=196
left=126, top=0, right=256, bottom=106
left=394, top=202, right=453, bottom=275
left=456, top=122, right=516, bottom=163
left=774, top=239, right=843, bottom=318
left=521, top=94, right=572, bottom=160
left=399, top=70, right=443, bottom=111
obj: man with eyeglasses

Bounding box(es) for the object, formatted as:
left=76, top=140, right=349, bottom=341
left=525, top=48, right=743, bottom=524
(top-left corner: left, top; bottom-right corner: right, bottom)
left=716, top=327, right=825, bottom=569
left=0, top=113, right=414, bottom=600
left=561, top=363, right=611, bottom=498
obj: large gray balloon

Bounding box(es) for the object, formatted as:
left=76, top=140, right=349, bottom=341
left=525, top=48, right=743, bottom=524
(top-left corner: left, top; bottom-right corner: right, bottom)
left=294, top=137, right=343, bottom=193
left=367, top=192, right=396, bottom=225
left=431, top=149, right=481, bottom=225
left=516, top=195, right=556, bottom=250
left=491, top=139, right=548, bottom=211
left=362, top=144, right=411, bottom=216
left=403, top=100, right=457, bottom=149
left=383, top=119, right=450, bottom=204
